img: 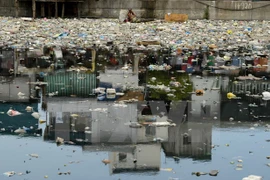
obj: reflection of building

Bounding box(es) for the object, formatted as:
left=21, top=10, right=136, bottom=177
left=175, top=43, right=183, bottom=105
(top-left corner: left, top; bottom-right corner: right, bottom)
left=45, top=98, right=168, bottom=144
left=220, top=79, right=270, bottom=121
left=108, top=144, right=161, bottom=174
left=82, top=143, right=161, bottom=174
left=162, top=122, right=212, bottom=160
left=188, top=76, right=222, bottom=121
left=0, top=76, right=35, bottom=102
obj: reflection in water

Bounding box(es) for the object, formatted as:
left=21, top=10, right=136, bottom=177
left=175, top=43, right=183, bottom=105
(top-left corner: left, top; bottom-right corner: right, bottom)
left=0, top=102, right=42, bottom=135
left=41, top=98, right=213, bottom=174
left=1, top=77, right=270, bottom=177
left=162, top=123, right=212, bottom=161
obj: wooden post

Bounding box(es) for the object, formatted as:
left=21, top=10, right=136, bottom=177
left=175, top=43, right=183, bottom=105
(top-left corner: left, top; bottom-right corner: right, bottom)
left=41, top=3, right=45, bottom=18
left=77, top=2, right=80, bottom=19
left=32, top=0, right=36, bottom=19
left=48, top=3, right=52, bottom=18
left=61, top=3, right=65, bottom=18
left=15, top=0, right=19, bottom=18
left=55, top=0, right=58, bottom=18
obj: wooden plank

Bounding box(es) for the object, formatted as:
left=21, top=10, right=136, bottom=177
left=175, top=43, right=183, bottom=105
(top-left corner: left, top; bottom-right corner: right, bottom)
left=77, top=2, right=80, bottom=19
left=15, top=0, right=19, bottom=18
left=32, top=0, right=36, bottom=18
left=41, top=2, right=45, bottom=17
left=55, top=0, right=58, bottom=18
left=61, top=3, right=65, bottom=18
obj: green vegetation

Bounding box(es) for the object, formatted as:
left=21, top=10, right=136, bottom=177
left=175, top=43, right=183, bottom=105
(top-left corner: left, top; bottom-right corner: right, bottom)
left=146, top=70, right=193, bottom=101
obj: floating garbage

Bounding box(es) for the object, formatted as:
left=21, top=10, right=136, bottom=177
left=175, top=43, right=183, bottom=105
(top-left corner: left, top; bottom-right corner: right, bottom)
left=14, top=128, right=26, bottom=134
left=160, top=168, right=173, bottom=172
left=262, top=91, right=270, bottom=101
left=31, top=112, right=40, bottom=119
left=3, top=171, right=15, bottom=177
left=209, top=170, right=219, bottom=176
left=191, top=172, right=208, bottom=176
left=242, top=175, right=263, bottom=180
left=102, top=159, right=110, bottom=165
left=149, top=122, right=176, bottom=127
left=227, top=92, right=236, bottom=99
left=6, top=108, right=22, bottom=116
left=56, top=137, right=64, bottom=146
left=39, top=119, right=46, bottom=124
left=29, top=153, right=39, bottom=158
left=25, top=106, right=33, bottom=112
left=195, top=89, right=204, bottom=96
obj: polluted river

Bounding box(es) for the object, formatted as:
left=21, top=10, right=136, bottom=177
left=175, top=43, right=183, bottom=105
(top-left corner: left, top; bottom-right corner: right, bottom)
left=0, top=17, right=270, bottom=180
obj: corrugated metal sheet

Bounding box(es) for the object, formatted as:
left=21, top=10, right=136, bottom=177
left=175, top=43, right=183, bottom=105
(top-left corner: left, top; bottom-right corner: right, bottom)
left=45, top=72, right=96, bottom=97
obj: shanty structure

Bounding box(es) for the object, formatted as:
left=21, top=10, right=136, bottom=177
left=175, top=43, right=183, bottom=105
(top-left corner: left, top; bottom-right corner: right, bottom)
left=17, top=0, right=85, bottom=18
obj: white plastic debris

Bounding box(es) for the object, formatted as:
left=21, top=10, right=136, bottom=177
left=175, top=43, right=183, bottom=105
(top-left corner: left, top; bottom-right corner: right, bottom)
left=3, top=171, right=15, bottom=177
left=242, top=175, right=263, bottom=180
left=14, top=128, right=26, bottom=134
left=89, top=108, right=108, bottom=113
left=25, top=106, right=33, bottom=112
left=6, top=109, right=22, bottom=116
left=262, top=91, right=270, bottom=101
left=29, top=153, right=39, bottom=158
left=31, top=112, right=40, bottom=119
left=149, top=122, right=176, bottom=127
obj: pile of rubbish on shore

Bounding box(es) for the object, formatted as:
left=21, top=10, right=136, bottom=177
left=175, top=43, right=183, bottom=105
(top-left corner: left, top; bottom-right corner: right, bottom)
left=0, top=17, right=269, bottom=53
left=0, top=17, right=270, bottom=76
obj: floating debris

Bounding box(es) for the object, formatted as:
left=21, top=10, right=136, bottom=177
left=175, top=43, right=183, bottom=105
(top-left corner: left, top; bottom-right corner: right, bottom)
left=3, top=171, right=15, bottom=177
left=191, top=172, right=208, bottom=176
left=56, top=137, right=64, bottom=146
left=7, top=108, right=22, bottom=117
left=242, top=175, right=262, bottom=180
left=160, top=168, right=173, bottom=172
left=102, top=159, right=110, bottom=165
left=29, top=153, right=39, bottom=158
left=14, top=128, right=26, bottom=134
left=227, top=92, right=236, bottom=99
left=25, top=106, right=33, bottom=112
left=31, top=112, right=40, bottom=119
left=209, top=170, right=219, bottom=176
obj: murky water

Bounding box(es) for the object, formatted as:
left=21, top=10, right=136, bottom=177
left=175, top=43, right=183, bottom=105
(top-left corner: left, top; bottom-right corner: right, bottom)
left=0, top=97, right=269, bottom=180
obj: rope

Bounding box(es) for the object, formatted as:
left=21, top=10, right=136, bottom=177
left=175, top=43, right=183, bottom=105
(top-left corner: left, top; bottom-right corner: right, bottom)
left=194, top=0, right=270, bottom=11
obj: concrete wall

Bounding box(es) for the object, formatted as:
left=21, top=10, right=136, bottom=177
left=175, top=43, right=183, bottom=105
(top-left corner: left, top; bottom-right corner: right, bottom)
left=1, top=1, right=270, bottom=20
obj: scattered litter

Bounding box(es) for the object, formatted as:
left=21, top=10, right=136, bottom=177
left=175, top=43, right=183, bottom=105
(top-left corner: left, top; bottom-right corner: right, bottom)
left=227, top=92, right=236, bottom=99
left=102, top=159, right=110, bottom=165
left=3, top=171, right=15, bottom=177
left=149, top=122, right=176, bottom=127
left=160, top=168, right=173, bottom=172
left=29, top=153, right=39, bottom=158
left=14, top=128, right=26, bottom=134
left=191, top=172, right=208, bottom=176
left=209, top=170, right=219, bottom=176
left=39, top=119, right=46, bottom=124
left=89, top=108, right=108, bottom=113
left=242, top=175, right=262, bottom=180
left=25, top=106, right=33, bottom=112
left=56, top=137, right=64, bottom=146
left=7, top=109, right=22, bottom=116
left=31, top=112, right=40, bottom=119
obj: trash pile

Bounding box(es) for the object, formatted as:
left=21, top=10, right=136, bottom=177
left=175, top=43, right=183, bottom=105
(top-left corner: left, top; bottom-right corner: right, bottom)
left=0, top=17, right=269, bottom=54
left=1, top=17, right=270, bottom=75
